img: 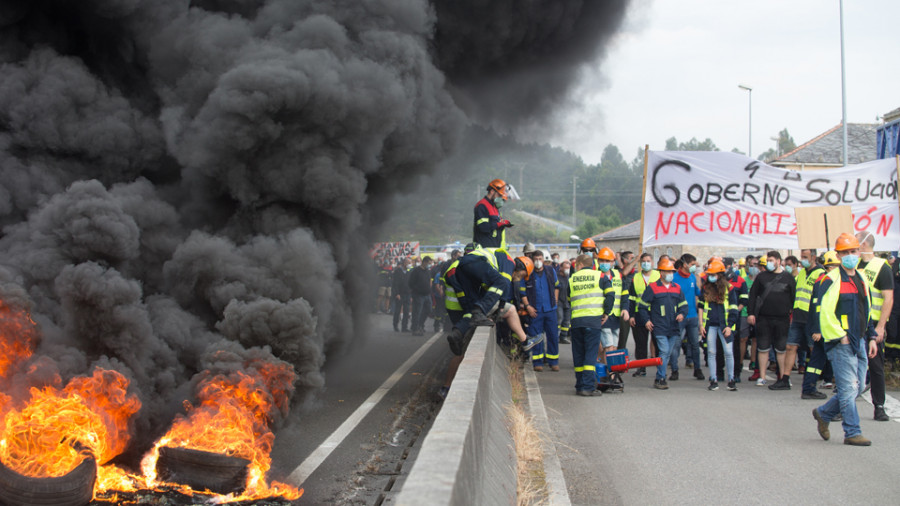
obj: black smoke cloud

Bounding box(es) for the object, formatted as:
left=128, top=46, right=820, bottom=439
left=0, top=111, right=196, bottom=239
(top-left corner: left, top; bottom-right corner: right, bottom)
left=0, top=0, right=629, bottom=461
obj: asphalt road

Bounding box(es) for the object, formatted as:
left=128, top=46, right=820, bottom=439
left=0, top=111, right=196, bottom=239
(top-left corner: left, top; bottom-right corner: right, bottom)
left=536, top=340, right=900, bottom=506
left=268, top=313, right=449, bottom=505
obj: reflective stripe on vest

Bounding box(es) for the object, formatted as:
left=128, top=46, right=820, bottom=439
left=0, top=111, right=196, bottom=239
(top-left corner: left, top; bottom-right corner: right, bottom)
left=442, top=259, right=463, bottom=311
left=570, top=269, right=606, bottom=320
left=861, top=257, right=886, bottom=321
left=794, top=266, right=823, bottom=312
left=701, top=287, right=733, bottom=329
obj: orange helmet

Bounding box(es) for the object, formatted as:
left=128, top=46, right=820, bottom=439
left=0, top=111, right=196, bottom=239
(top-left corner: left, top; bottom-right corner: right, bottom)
left=580, top=238, right=597, bottom=252
left=597, top=247, right=615, bottom=261
left=706, top=259, right=726, bottom=274
left=835, top=232, right=860, bottom=252
left=657, top=257, right=676, bottom=271
left=515, top=256, right=534, bottom=279
left=488, top=179, right=509, bottom=200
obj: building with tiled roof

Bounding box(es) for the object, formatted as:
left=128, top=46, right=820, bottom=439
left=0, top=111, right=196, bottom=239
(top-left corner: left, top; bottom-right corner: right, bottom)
left=771, top=123, right=878, bottom=170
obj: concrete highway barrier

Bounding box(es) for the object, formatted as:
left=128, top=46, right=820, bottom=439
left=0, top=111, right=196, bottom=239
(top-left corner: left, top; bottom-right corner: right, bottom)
left=396, top=327, right=516, bottom=505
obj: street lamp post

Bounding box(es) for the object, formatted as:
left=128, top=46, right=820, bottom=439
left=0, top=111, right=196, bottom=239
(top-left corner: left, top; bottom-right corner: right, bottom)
left=738, top=84, right=752, bottom=158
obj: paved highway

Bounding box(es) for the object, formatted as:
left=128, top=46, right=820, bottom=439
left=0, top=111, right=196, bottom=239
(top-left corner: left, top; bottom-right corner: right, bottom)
left=536, top=343, right=900, bottom=505
left=269, top=314, right=448, bottom=505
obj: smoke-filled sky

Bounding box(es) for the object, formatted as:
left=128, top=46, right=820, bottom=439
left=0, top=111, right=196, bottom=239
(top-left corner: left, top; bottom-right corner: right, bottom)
left=0, top=0, right=631, bottom=459
left=545, top=0, right=900, bottom=163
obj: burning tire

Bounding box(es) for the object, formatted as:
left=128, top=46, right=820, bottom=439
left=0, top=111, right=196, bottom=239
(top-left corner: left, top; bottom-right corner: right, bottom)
left=156, top=447, right=250, bottom=495
left=0, top=456, right=96, bottom=506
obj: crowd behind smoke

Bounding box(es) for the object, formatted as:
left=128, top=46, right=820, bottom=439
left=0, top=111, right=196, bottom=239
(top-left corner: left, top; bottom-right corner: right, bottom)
left=0, top=0, right=629, bottom=460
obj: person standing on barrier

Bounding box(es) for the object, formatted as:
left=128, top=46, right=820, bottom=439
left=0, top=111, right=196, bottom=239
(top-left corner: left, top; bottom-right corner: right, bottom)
left=640, top=257, right=687, bottom=390
left=855, top=231, right=893, bottom=422
left=628, top=252, right=659, bottom=377
left=568, top=254, right=614, bottom=397
left=810, top=233, right=878, bottom=446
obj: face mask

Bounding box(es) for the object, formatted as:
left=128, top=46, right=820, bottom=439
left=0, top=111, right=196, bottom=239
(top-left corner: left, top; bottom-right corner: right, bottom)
left=801, top=259, right=811, bottom=269
left=841, top=254, right=860, bottom=269
left=563, top=269, right=570, bottom=276
left=708, top=275, right=718, bottom=283
left=748, top=267, right=759, bottom=276
left=494, top=198, right=504, bottom=208
left=688, top=265, right=697, bottom=273
left=641, top=261, right=652, bottom=271
left=784, top=265, right=793, bottom=274
left=598, top=262, right=612, bottom=272
left=534, top=260, right=543, bottom=270
left=765, top=263, right=775, bottom=272
left=664, top=273, right=674, bottom=282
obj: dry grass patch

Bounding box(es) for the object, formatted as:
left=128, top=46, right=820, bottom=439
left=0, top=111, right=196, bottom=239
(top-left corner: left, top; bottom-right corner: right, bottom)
left=507, top=360, right=548, bottom=506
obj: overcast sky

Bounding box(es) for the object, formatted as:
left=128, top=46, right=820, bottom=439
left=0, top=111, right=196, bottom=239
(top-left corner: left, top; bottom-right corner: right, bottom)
left=546, top=0, right=900, bottom=165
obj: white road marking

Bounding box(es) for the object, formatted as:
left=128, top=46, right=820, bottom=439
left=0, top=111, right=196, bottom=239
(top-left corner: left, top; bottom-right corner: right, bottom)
left=860, top=390, right=900, bottom=423
left=286, top=331, right=443, bottom=486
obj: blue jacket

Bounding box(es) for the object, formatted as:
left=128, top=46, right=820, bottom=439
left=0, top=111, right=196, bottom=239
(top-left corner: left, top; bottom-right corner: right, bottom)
left=638, top=280, right=688, bottom=336
left=525, top=265, right=559, bottom=312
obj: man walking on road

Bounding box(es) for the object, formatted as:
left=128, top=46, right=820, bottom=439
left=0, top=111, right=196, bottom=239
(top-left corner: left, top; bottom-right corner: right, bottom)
left=748, top=251, right=795, bottom=388
left=640, top=257, right=687, bottom=390
left=811, top=233, right=878, bottom=446
left=855, top=231, right=894, bottom=422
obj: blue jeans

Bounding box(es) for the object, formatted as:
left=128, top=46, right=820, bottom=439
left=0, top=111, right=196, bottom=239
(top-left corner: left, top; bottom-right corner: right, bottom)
left=654, top=334, right=680, bottom=381
left=817, top=340, right=868, bottom=438
left=671, top=316, right=701, bottom=371
left=706, top=327, right=734, bottom=382
left=572, top=327, right=602, bottom=392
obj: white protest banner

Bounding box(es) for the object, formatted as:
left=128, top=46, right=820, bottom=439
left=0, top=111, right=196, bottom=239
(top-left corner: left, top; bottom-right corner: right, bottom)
left=641, top=151, right=900, bottom=249
left=370, top=242, right=420, bottom=269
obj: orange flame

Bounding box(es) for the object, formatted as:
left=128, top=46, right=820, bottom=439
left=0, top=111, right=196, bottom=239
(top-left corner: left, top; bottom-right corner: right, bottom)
left=0, top=369, right=141, bottom=479
left=142, top=359, right=302, bottom=500
left=0, top=300, right=37, bottom=379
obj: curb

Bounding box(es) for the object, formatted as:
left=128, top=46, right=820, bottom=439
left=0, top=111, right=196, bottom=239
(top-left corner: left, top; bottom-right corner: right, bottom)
left=524, top=366, right=572, bottom=506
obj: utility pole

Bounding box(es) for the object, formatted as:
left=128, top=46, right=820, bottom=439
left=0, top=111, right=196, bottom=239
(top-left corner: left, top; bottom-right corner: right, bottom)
left=572, top=175, right=577, bottom=228
left=839, top=0, right=848, bottom=166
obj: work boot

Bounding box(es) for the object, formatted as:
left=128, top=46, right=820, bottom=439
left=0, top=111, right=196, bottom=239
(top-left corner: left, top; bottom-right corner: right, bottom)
left=694, top=368, right=705, bottom=380
left=446, top=328, right=464, bottom=356
left=533, top=365, right=543, bottom=372
left=844, top=435, right=872, bottom=446
left=801, top=390, right=827, bottom=400
left=812, top=408, right=830, bottom=441
left=768, top=377, right=791, bottom=390
left=669, top=370, right=679, bottom=381
left=550, top=365, right=560, bottom=372
left=654, top=379, right=668, bottom=390
left=874, top=406, right=890, bottom=421
left=468, top=307, right=494, bottom=327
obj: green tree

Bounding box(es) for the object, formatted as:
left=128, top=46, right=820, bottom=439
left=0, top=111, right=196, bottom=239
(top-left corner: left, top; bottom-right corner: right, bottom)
left=666, top=136, right=719, bottom=151
left=758, top=128, right=796, bottom=162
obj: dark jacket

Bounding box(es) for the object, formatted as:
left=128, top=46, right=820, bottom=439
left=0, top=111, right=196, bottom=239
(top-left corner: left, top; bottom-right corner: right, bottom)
left=748, top=270, right=795, bottom=317
left=392, top=265, right=411, bottom=296
left=639, top=280, right=688, bottom=336
left=473, top=197, right=505, bottom=248
left=557, top=269, right=570, bottom=309
left=408, top=265, right=432, bottom=296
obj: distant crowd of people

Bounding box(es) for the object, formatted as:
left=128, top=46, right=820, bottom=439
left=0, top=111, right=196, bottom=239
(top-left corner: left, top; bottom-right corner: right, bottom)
left=373, top=179, right=898, bottom=445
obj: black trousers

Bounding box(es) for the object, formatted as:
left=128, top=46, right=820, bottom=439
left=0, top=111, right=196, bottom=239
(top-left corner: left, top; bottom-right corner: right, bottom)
left=631, top=322, right=650, bottom=361
left=868, top=341, right=886, bottom=408
left=393, top=294, right=410, bottom=330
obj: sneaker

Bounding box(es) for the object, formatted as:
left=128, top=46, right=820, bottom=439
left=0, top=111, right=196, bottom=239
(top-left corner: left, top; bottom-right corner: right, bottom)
left=874, top=406, right=890, bottom=421
left=801, top=390, right=827, bottom=400
left=694, top=369, right=705, bottom=380
left=669, top=370, right=679, bottom=381
left=822, top=381, right=834, bottom=389
left=812, top=408, right=830, bottom=441
left=844, top=435, right=872, bottom=446
left=446, top=328, right=464, bottom=355
left=654, top=379, right=669, bottom=390
left=559, top=337, right=571, bottom=344
left=522, top=334, right=543, bottom=352
left=727, top=380, right=737, bottom=391
left=436, top=386, right=450, bottom=400
left=748, top=370, right=761, bottom=382
left=768, top=378, right=790, bottom=390
left=708, top=381, right=719, bottom=391
left=633, top=367, right=646, bottom=377
left=756, top=378, right=767, bottom=387
left=468, top=308, right=494, bottom=327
